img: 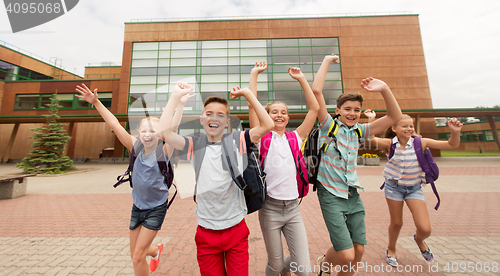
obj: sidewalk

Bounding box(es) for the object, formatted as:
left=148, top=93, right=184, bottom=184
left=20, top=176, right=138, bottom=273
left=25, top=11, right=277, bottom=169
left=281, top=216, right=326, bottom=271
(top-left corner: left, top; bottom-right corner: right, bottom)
left=0, top=157, right=499, bottom=275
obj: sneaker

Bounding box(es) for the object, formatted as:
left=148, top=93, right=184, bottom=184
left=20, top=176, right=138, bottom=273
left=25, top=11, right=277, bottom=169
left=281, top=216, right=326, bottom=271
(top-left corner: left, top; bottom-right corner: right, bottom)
left=385, top=249, right=399, bottom=267
left=414, top=235, right=434, bottom=262
left=316, top=255, right=330, bottom=276
left=149, top=243, right=163, bottom=272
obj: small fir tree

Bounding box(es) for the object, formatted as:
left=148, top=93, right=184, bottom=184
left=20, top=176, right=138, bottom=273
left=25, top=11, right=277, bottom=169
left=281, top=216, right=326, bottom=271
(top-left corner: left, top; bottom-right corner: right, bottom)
left=17, top=95, right=75, bottom=174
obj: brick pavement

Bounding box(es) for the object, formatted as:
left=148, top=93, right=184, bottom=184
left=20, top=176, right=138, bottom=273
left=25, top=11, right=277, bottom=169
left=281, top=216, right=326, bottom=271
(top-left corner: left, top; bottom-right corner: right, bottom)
left=0, top=157, right=499, bottom=275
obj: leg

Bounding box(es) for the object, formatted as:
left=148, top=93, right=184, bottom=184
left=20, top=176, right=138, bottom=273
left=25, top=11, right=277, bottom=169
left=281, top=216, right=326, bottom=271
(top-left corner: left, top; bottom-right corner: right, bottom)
left=281, top=202, right=310, bottom=276
left=130, top=226, right=159, bottom=276
left=406, top=199, right=431, bottom=251
left=259, top=202, right=285, bottom=276
left=224, top=220, right=250, bottom=276
left=195, top=226, right=226, bottom=276
left=321, top=247, right=355, bottom=274
left=386, top=198, right=404, bottom=257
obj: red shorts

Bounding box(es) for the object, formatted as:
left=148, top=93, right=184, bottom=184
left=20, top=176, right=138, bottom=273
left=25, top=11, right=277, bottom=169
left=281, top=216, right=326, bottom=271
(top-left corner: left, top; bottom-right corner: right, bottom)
left=195, top=219, right=250, bottom=276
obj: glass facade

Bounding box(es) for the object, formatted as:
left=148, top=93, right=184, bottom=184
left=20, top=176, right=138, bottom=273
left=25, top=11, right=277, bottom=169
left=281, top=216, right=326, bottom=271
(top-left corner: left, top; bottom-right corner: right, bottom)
left=14, top=93, right=112, bottom=110
left=129, top=38, right=342, bottom=116
left=0, top=60, right=54, bottom=81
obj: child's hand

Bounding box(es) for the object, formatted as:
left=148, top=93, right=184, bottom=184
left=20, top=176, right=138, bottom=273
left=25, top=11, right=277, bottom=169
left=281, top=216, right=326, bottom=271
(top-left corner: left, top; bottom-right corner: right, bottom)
left=179, top=93, right=196, bottom=105
left=288, top=67, right=305, bottom=80
left=364, top=109, right=376, bottom=121
left=324, top=54, right=339, bottom=64
left=448, top=118, right=463, bottom=132
left=360, top=77, right=389, bottom=93
left=251, top=61, right=267, bottom=74
left=75, top=84, right=98, bottom=105
left=173, top=82, right=194, bottom=98
left=230, top=86, right=251, bottom=100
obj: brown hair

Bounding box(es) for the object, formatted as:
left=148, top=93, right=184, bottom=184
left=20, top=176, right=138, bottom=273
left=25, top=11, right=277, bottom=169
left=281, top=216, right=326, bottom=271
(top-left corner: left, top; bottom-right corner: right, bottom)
left=265, top=101, right=289, bottom=114
left=204, top=96, right=230, bottom=114
left=336, top=93, right=363, bottom=108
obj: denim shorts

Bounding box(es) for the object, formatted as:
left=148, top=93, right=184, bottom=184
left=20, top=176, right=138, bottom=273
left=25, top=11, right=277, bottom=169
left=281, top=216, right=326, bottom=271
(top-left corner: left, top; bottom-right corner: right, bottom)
left=384, top=179, right=425, bottom=202
left=129, top=200, right=168, bottom=231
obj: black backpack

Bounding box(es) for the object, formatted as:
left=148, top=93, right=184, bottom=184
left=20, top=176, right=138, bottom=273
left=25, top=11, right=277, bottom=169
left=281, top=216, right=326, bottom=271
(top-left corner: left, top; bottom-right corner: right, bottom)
left=114, top=139, right=176, bottom=208
left=301, top=114, right=363, bottom=191
left=192, top=131, right=267, bottom=214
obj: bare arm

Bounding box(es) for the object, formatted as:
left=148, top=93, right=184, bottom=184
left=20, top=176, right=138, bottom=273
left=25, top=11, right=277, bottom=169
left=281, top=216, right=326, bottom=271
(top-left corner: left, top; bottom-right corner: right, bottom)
left=312, top=54, right=339, bottom=124
left=160, top=93, right=196, bottom=156
left=248, top=61, right=267, bottom=129
left=159, top=82, right=195, bottom=150
left=422, top=118, right=463, bottom=150
left=290, top=67, right=319, bottom=141
left=360, top=78, right=402, bottom=135
left=75, top=84, right=135, bottom=151
left=231, top=87, right=273, bottom=143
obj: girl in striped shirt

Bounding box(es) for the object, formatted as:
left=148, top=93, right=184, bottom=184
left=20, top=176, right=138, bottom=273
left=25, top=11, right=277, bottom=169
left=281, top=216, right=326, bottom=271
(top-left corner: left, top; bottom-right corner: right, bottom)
left=365, top=112, right=463, bottom=267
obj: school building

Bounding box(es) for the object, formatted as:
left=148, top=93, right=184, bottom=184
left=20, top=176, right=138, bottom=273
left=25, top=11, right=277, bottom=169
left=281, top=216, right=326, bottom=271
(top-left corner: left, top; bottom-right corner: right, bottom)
left=1, top=14, right=500, bottom=162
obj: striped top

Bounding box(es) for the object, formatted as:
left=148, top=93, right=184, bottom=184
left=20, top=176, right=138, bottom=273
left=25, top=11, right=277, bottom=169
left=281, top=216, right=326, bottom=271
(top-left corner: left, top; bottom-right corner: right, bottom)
left=317, top=114, right=370, bottom=199
left=383, top=136, right=425, bottom=186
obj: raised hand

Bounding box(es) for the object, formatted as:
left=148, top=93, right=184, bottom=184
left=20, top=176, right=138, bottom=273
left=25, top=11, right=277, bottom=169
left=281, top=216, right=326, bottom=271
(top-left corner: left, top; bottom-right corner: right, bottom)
left=173, top=82, right=194, bottom=98
left=288, top=67, right=305, bottom=80
left=179, top=93, right=196, bottom=105
left=75, top=84, right=98, bottom=105
left=251, top=61, right=267, bottom=74
left=364, top=109, right=376, bottom=122
left=448, top=118, right=463, bottom=132
left=324, top=54, right=339, bottom=64
left=360, top=77, right=389, bottom=93
left=230, top=86, right=251, bottom=100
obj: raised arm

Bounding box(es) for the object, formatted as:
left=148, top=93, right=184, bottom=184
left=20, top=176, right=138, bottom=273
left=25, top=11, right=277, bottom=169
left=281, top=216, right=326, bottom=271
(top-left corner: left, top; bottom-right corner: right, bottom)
left=159, top=82, right=195, bottom=150
left=360, top=78, right=402, bottom=135
left=289, top=67, right=319, bottom=141
left=160, top=93, right=196, bottom=156
left=75, top=84, right=135, bottom=150
left=363, top=109, right=392, bottom=148
left=312, top=54, right=339, bottom=123
left=231, top=87, right=273, bottom=143
left=422, top=118, right=463, bottom=150
left=248, top=61, right=268, bottom=129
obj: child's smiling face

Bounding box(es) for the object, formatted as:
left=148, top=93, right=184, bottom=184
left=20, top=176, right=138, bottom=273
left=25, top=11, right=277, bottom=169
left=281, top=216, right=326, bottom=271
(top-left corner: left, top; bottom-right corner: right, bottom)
left=139, top=120, right=160, bottom=150
left=200, top=102, right=230, bottom=141
left=392, top=118, right=415, bottom=140
left=335, top=100, right=362, bottom=127
left=267, top=102, right=289, bottom=131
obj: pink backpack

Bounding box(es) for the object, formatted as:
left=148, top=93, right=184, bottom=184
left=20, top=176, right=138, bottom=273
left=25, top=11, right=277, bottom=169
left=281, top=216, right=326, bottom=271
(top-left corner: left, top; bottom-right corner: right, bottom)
left=259, top=132, right=309, bottom=199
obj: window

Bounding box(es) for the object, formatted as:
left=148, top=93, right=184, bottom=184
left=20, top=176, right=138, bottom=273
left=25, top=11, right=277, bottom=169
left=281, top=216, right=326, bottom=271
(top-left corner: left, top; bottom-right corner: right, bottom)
left=129, top=37, right=342, bottom=115
left=14, top=93, right=112, bottom=110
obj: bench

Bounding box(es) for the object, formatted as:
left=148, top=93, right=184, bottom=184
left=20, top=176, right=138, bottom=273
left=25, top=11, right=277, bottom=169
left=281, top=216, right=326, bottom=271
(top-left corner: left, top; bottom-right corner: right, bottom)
left=0, top=174, right=36, bottom=200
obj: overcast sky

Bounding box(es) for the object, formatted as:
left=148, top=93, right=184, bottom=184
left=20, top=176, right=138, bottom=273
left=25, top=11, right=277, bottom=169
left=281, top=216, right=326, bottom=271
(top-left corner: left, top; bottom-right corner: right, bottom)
left=1, top=0, right=499, bottom=108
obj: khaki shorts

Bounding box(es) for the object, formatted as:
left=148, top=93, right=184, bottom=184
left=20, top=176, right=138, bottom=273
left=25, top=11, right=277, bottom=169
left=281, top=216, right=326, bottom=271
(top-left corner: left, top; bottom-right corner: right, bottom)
left=317, top=184, right=367, bottom=251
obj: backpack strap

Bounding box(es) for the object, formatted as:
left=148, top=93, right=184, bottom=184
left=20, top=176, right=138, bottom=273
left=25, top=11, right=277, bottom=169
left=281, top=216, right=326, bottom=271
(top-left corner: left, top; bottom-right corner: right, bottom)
left=320, top=116, right=339, bottom=153
left=413, top=136, right=440, bottom=210
left=193, top=136, right=208, bottom=203
left=258, top=132, right=273, bottom=169
left=285, top=132, right=309, bottom=203
left=380, top=138, right=397, bottom=190
left=114, top=139, right=143, bottom=188
left=155, top=140, right=176, bottom=209
left=221, top=132, right=247, bottom=191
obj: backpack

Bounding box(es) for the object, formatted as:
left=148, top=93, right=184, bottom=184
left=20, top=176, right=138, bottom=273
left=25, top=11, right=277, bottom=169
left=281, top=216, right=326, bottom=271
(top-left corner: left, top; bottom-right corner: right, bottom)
left=380, top=136, right=441, bottom=210
left=300, top=114, right=363, bottom=191
left=259, top=131, right=309, bottom=200
left=191, top=131, right=267, bottom=215
left=114, top=139, right=177, bottom=209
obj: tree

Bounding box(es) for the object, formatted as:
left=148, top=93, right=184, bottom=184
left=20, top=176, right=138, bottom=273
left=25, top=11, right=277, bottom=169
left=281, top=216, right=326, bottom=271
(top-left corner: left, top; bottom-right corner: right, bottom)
left=17, top=95, right=75, bottom=174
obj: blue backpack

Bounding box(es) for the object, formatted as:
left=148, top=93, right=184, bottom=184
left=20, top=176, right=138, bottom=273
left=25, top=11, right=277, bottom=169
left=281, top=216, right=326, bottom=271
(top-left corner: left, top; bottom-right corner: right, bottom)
left=115, top=139, right=176, bottom=209
left=381, top=136, right=440, bottom=210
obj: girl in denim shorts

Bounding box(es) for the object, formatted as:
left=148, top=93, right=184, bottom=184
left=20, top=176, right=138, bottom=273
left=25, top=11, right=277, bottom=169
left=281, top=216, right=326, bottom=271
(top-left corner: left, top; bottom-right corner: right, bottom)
left=76, top=84, right=192, bottom=275
left=366, top=112, right=463, bottom=267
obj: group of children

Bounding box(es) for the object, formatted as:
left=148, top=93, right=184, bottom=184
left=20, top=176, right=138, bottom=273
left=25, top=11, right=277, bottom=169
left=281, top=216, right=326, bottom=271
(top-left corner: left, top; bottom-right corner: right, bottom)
left=76, top=54, right=463, bottom=276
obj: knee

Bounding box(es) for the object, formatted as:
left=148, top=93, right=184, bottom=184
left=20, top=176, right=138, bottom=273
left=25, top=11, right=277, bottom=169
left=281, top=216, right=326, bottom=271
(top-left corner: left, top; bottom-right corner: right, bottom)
left=337, top=249, right=356, bottom=264
left=418, top=226, right=432, bottom=238
left=131, top=249, right=147, bottom=267
left=266, top=260, right=284, bottom=274
left=390, top=220, right=403, bottom=229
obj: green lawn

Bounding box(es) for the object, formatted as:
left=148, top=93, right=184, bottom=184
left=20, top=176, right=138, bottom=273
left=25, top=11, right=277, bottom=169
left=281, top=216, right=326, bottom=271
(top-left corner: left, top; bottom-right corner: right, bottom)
left=440, top=150, right=500, bottom=157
